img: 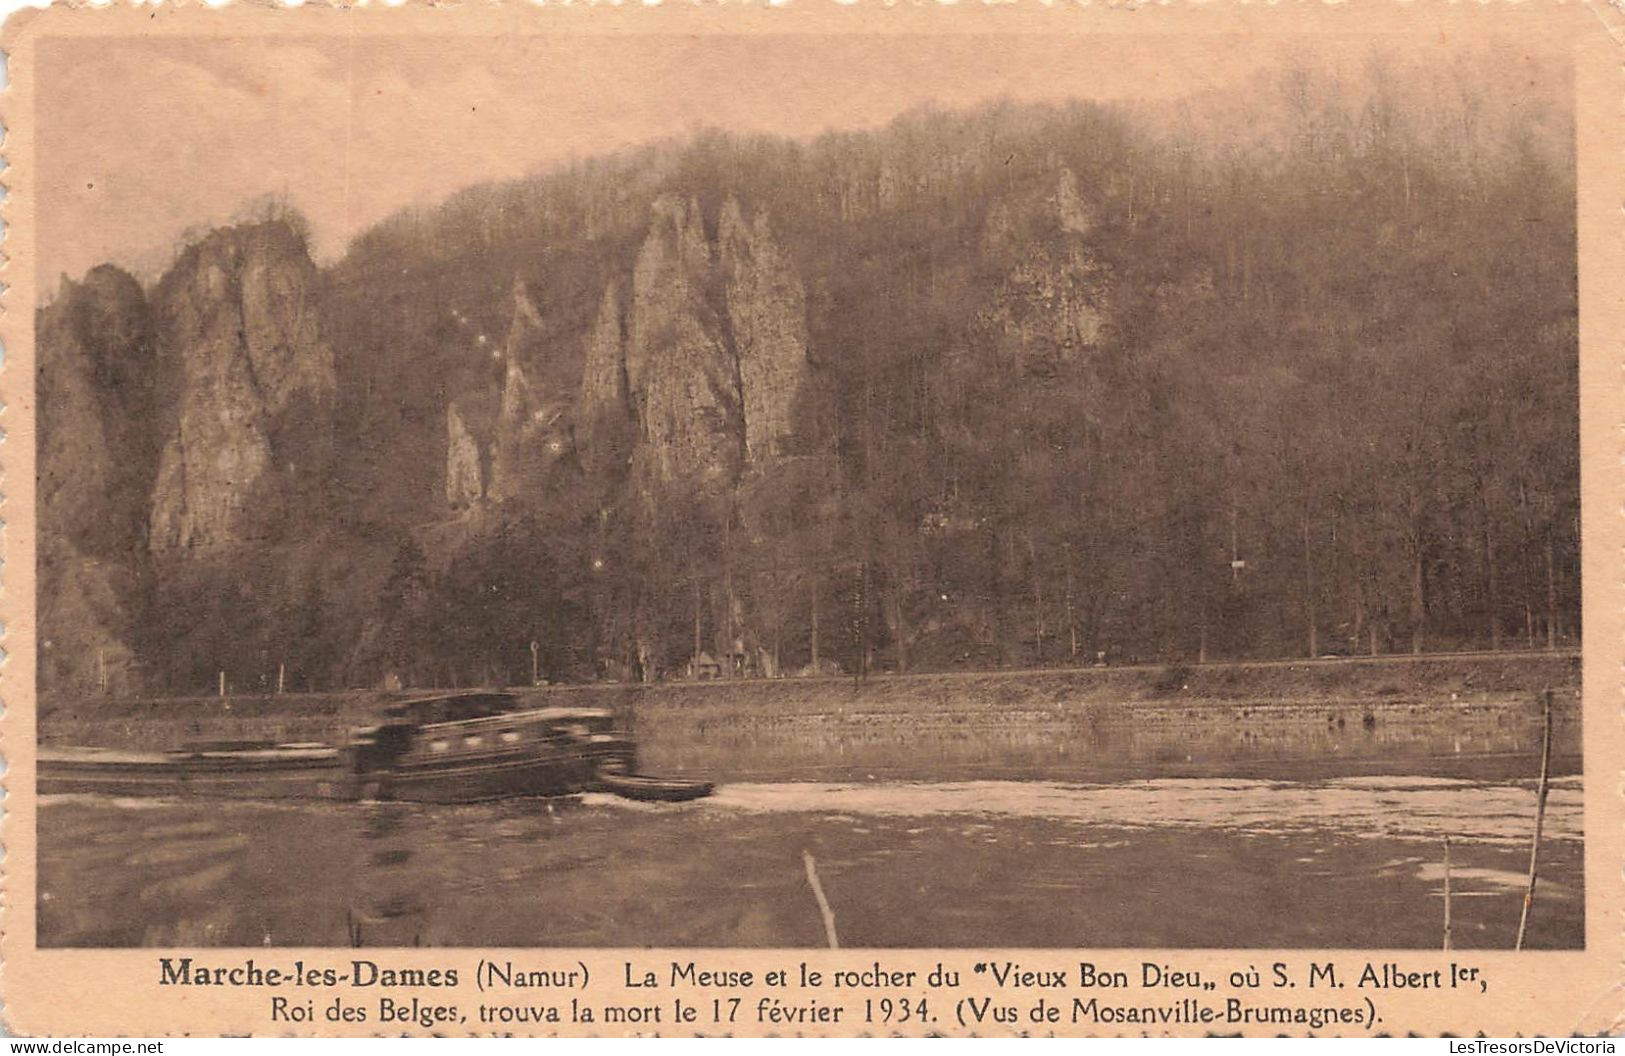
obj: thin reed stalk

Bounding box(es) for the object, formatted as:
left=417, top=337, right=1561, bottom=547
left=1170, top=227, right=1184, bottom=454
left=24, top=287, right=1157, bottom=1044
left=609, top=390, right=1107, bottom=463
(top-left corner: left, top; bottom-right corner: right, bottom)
left=803, top=851, right=840, bottom=950
left=1514, top=689, right=1554, bottom=950
left=1442, top=836, right=1452, bottom=952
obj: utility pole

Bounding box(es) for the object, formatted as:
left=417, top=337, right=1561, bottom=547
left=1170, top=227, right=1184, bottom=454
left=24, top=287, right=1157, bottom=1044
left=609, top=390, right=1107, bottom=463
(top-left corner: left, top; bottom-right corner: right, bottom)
left=1064, top=542, right=1078, bottom=661
left=1545, top=536, right=1558, bottom=650
left=530, top=640, right=540, bottom=685
left=692, top=572, right=703, bottom=675
left=1303, top=518, right=1318, bottom=658
left=859, top=559, right=871, bottom=682
left=810, top=576, right=820, bottom=674
left=724, top=507, right=736, bottom=678
left=1230, top=509, right=1243, bottom=585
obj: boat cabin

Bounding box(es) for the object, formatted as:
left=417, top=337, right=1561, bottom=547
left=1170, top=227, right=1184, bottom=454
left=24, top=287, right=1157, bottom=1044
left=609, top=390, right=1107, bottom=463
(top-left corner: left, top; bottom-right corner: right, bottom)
left=351, top=690, right=631, bottom=790
left=381, top=691, right=517, bottom=727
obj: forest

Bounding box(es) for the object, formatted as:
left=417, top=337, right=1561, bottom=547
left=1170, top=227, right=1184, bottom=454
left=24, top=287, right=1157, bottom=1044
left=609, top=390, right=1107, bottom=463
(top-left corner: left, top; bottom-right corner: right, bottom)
left=38, top=51, right=1580, bottom=695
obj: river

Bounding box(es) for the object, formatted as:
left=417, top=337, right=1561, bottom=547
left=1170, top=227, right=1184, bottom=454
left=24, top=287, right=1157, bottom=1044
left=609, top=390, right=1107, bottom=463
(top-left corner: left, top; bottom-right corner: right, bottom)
left=38, top=764, right=1581, bottom=949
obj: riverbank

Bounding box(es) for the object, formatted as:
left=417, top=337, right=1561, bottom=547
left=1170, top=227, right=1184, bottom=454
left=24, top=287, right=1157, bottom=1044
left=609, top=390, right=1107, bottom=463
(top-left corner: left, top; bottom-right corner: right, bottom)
left=38, top=652, right=1581, bottom=784
left=36, top=653, right=1583, bottom=949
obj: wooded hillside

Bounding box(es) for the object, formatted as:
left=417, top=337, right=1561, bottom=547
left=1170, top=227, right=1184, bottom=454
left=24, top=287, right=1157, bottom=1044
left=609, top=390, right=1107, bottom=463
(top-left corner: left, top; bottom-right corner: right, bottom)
left=38, top=54, right=1579, bottom=695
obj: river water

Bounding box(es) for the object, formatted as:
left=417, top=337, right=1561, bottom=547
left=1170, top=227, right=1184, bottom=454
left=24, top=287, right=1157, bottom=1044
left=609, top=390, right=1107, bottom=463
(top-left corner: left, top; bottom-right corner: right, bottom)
left=38, top=685, right=1583, bottom=948
left=38, top=764, right=1581, bottom=949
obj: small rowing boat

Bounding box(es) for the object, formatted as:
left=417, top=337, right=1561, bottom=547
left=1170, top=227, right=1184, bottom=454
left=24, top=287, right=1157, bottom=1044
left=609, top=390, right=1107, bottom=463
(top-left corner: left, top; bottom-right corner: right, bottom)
left=593, top=764, right=714, bottom=803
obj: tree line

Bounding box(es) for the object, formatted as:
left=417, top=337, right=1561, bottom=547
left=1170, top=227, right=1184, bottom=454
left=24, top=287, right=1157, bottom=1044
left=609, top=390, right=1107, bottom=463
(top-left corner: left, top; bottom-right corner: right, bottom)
left=121, top=52, right=1578, bottom=693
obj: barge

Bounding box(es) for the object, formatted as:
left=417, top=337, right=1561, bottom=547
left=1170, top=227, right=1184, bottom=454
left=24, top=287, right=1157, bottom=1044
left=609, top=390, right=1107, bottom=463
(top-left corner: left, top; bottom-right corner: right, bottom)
left=39, top=690, right=713, bottom=804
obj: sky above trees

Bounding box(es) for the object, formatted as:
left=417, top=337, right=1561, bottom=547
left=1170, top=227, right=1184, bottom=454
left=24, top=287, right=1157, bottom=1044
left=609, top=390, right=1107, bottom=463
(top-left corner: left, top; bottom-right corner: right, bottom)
left=36, top=27, right=1565, bottom=289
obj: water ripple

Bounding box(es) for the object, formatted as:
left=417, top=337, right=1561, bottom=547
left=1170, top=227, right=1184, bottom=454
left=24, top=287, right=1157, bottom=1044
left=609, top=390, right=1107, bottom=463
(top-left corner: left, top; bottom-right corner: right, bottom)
left=682, top=775, right=1583, bottom=845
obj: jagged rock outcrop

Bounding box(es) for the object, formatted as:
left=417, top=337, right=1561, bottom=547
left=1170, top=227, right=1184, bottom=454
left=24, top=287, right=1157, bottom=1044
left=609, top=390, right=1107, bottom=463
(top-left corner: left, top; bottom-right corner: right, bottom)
left=719, top=199, right=810, bottom=464
left=490, top=281, right=574, bottom=503
left=148, top=220, right=336, bottom=551
left=38, top=265, right=160, bottom=558
left=37, top=264, right=159, bottom=695
left=626, top=195, right=743, bottom=488
left=445, top=279, right=578, bottom=509
left=431, top=196, right=809, bottom=517
left=979, top=165, right=1108, bottom=377
left=445, top=399, right=489, bottom=509
left=491, top=359, right=571, bottom=504
left=1053, top=167, right=1093, bottom=236
left=577, top=195, right=811, bottom=495
left=576, top=282, right=633, bottom=479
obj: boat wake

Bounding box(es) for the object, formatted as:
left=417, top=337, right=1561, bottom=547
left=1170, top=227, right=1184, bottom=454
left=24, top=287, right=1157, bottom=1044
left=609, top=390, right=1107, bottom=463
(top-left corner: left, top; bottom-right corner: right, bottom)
left=687, top=775, right=1582, bottom=846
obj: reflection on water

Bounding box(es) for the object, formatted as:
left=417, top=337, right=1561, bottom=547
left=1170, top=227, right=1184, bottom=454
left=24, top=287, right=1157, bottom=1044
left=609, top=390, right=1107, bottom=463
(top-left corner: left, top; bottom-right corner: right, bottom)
left=38, top=768, right=1585, bottom=949
left=648, top=774, right=1583, bottom=847
left=639, top=699, right=1580, bottom=783
left=35, top=691, right=1585, bottom=949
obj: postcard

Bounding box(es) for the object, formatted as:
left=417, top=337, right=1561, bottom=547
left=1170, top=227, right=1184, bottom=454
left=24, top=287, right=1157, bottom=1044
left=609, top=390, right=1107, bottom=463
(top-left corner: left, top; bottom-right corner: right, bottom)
left=2, top=1, right=1619, bottom=1036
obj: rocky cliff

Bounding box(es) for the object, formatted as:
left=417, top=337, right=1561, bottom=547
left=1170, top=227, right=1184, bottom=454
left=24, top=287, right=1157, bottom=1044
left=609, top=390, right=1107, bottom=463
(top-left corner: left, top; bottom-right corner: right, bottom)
left=38, top=265, right=159, bottom=558
left=148, top=220, right=336, bottom=551
left=489, top=280, right=574, bottom=504
left=440, top=279, right=579, bottom=512
left=979, top=166, right=1108, bottom=378
left=446, top=397, right=492, bottom=510
left=571, top=194, right=811, bottom=498
left=576, top=282, right=632, bottom=480
left=625, top=194, right=743, bottom=490
left=719, top=198, right=810, bottom=465
left=36, top=265, right=160, bottom=694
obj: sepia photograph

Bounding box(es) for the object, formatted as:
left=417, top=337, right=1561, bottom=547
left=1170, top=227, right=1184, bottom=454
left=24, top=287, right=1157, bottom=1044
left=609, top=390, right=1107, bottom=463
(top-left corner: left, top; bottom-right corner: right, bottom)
left=18, top=13, right=1589, bottom=968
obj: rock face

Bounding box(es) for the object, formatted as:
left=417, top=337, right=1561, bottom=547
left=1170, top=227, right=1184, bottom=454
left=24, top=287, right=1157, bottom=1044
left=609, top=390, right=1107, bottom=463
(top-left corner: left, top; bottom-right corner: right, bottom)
left=445, top=398, right=490, bottom=509
left=148, top=220, right=336, bottom=551
left=626, top=195, right=743, bottom=489
left=575, top=194, right=812, bottom=497
left=433, top=197, right=812, bottom=514
left=1053, top=167, right=1093, bottom=236
left=719, top=198, right=810, bottom=464
left=576, top=282, right=632, bottom=480
left=36, top=265, right=159, bottom=695
left=443, top=279, right=577, bottom=511
left=979, top=166, right=1108, bottom=377
left=38, top=265, right=159, bottom=558
left=489, top=280, right=573, bottom=504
